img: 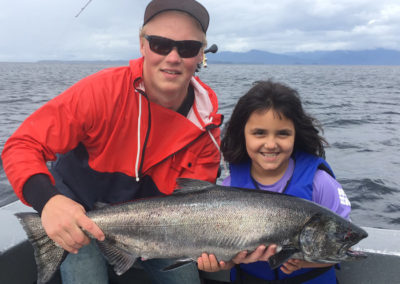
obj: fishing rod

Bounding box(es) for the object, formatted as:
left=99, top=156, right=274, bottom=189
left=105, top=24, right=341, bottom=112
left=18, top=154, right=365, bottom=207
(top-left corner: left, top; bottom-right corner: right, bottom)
left=75, top=0, right=93, bottom=18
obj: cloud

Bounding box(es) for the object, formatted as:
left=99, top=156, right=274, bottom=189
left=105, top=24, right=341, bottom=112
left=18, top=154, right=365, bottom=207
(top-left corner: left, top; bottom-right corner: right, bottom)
left=0, top=1, right=144, bottom=61
left=1, top=0, right=400, bottom=61
left=210, top=0, right=400, bottom=52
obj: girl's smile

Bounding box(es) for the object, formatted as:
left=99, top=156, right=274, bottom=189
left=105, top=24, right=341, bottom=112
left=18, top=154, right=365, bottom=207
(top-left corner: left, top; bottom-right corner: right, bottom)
left=244, top=109, right=295, bottom=184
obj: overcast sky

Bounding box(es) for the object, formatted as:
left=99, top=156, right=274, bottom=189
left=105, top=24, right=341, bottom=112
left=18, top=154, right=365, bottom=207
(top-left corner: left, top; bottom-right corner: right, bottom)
left=1, top=0, right=400, bottom=61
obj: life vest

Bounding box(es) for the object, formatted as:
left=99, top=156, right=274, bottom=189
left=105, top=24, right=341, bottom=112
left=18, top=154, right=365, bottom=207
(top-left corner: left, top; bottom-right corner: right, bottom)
left=229, top=151, right=337, bottom=284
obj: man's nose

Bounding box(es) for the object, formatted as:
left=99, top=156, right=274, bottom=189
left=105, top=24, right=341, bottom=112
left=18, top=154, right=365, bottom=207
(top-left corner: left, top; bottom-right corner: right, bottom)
left=165, top=47, right=182, bottom=62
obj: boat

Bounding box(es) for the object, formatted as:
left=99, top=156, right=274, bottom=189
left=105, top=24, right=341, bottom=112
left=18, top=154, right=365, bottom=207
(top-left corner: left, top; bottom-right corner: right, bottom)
left=1, top=199, right=399, bottom=284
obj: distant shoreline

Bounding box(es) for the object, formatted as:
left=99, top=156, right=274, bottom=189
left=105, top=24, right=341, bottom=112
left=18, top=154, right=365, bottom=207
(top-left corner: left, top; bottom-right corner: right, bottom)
left=2, top=48, right=400, bottom=65
left=1, top=61, right=400, bottom=66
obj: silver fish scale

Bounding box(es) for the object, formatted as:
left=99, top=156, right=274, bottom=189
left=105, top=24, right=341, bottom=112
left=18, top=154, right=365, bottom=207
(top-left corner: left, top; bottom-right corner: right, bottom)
left=88, top=185, right=316, bottom=261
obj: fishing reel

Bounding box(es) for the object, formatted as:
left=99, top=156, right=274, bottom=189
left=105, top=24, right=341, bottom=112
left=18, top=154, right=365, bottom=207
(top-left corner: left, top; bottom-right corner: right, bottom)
left=196, top=44, right=218, bottom=72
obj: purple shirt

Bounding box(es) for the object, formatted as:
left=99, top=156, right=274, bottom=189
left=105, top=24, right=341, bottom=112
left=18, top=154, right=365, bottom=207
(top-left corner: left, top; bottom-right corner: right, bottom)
left=222, top=159, right=351, bottom=219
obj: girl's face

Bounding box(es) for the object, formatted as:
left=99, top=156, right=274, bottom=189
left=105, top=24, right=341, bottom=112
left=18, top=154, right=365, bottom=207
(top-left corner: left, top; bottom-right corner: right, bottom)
left=244, top=109, right=295, bottom=183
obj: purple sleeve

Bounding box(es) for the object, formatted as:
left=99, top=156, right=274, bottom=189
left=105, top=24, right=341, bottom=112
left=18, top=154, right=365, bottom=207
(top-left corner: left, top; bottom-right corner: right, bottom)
left=221, top=175, right=231, bottom=186
left=312, top=170, right=351, bottom=219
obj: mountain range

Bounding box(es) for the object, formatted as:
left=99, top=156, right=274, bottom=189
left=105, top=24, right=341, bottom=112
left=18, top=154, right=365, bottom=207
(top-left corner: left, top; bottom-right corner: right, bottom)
left=205, top=48, right=400, bottom=65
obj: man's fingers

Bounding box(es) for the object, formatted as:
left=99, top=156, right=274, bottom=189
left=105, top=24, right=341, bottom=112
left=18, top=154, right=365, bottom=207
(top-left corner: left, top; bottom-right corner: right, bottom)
left=66, top=225, right=90, bottom=246
left=56, top=216, right=102, bottom=253
left=77, top=214, right=105, bottom=241
left=45, top=215, right=84, bottom=253
left=40, top=195, right=103, bottom=253
left=52, top=234, right=78, bottom=254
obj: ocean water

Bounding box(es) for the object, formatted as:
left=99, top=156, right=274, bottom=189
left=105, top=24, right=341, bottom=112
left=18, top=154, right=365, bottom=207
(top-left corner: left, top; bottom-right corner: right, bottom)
left=0, top=62, right=399, bottom=230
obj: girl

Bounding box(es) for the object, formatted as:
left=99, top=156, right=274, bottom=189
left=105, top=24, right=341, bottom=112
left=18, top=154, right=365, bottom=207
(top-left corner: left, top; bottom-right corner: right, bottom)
left=220, top=80, right=351, bottom=283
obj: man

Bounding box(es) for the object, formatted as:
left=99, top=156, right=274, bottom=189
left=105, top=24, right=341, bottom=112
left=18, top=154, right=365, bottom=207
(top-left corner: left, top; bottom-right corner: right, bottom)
left=3, top=0, right=276, bottom=282
left=2, top=0, right=222, bottom=283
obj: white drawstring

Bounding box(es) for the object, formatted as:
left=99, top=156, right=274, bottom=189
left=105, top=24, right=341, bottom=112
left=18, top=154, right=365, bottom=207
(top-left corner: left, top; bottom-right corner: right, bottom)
left=207, top=129, right=219, bottom=152
left=135, top=94, right=142, bottom=182
left=207, top=130, right=228, bottom=177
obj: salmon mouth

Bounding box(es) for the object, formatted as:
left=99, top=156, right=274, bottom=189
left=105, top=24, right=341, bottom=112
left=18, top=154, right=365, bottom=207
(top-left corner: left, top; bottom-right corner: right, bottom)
left=345, top=248, right=368, bottom=259
left=338, top=240, right=368, bottom=260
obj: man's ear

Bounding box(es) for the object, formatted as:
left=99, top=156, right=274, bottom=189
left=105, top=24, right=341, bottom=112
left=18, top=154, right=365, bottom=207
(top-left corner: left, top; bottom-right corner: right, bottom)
left=139, top=37, right=146, bottom=57
left=198, top=52, right=205, bottom=64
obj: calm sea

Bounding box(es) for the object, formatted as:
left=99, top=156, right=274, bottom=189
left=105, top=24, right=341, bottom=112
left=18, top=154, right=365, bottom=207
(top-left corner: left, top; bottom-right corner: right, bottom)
left=0, top=62, right=399, bottom=230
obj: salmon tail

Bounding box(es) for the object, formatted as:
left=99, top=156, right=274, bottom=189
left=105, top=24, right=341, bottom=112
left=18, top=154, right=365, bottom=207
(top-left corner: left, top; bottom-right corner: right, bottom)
left=15, top=212, right=67, bottom=284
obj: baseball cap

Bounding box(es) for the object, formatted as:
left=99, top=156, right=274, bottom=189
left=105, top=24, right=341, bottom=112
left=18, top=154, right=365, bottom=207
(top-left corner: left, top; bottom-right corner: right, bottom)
left=143, top=0, right=209, bottom=33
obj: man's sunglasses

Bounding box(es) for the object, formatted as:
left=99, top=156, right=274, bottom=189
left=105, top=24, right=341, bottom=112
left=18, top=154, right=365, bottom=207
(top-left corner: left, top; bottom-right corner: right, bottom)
left=144, top=35, right=203, bottom=58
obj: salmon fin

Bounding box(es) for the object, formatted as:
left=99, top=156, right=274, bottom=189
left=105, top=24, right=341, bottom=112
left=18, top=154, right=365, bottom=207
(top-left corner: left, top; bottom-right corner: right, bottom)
left=174, top=178, right=214, bottom=194
left=268, top=246, right=299, bottom=269
left=162, top=258, right=195, bottom=271
left=15, top=212, right=66, bottom=284
left=96, top=239, right=137, bottom=275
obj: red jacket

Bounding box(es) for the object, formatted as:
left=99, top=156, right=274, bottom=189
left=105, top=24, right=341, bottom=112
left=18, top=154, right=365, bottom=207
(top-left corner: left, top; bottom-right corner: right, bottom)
left=2, top=58, right=222, bottom=207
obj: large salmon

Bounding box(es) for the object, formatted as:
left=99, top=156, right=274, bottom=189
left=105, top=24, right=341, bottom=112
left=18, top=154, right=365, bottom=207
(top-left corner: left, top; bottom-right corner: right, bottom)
left=16, top=178, right=368, bottom=283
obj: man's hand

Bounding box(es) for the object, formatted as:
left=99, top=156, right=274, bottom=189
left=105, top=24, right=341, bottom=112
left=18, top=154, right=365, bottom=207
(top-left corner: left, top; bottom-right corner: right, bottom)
left=41, top=195, right=105, bottom=253
left=197, top=244, right=277, bottom=272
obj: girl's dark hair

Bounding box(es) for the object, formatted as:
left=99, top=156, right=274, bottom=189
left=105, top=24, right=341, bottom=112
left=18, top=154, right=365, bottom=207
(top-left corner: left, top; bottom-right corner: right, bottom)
left=221, top=80, right=327, bottom=164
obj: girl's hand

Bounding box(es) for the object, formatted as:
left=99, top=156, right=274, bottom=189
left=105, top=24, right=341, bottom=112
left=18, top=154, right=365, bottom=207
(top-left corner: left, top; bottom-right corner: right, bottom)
left=233, top=244, right=277, bottom=264
left=197, top=253, right=233, bottom=272
left=280, top=259, right=334, bottom=274
left=280, top=259, right=303, bottom=274
left=197, top=244, right=277, bottom=272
